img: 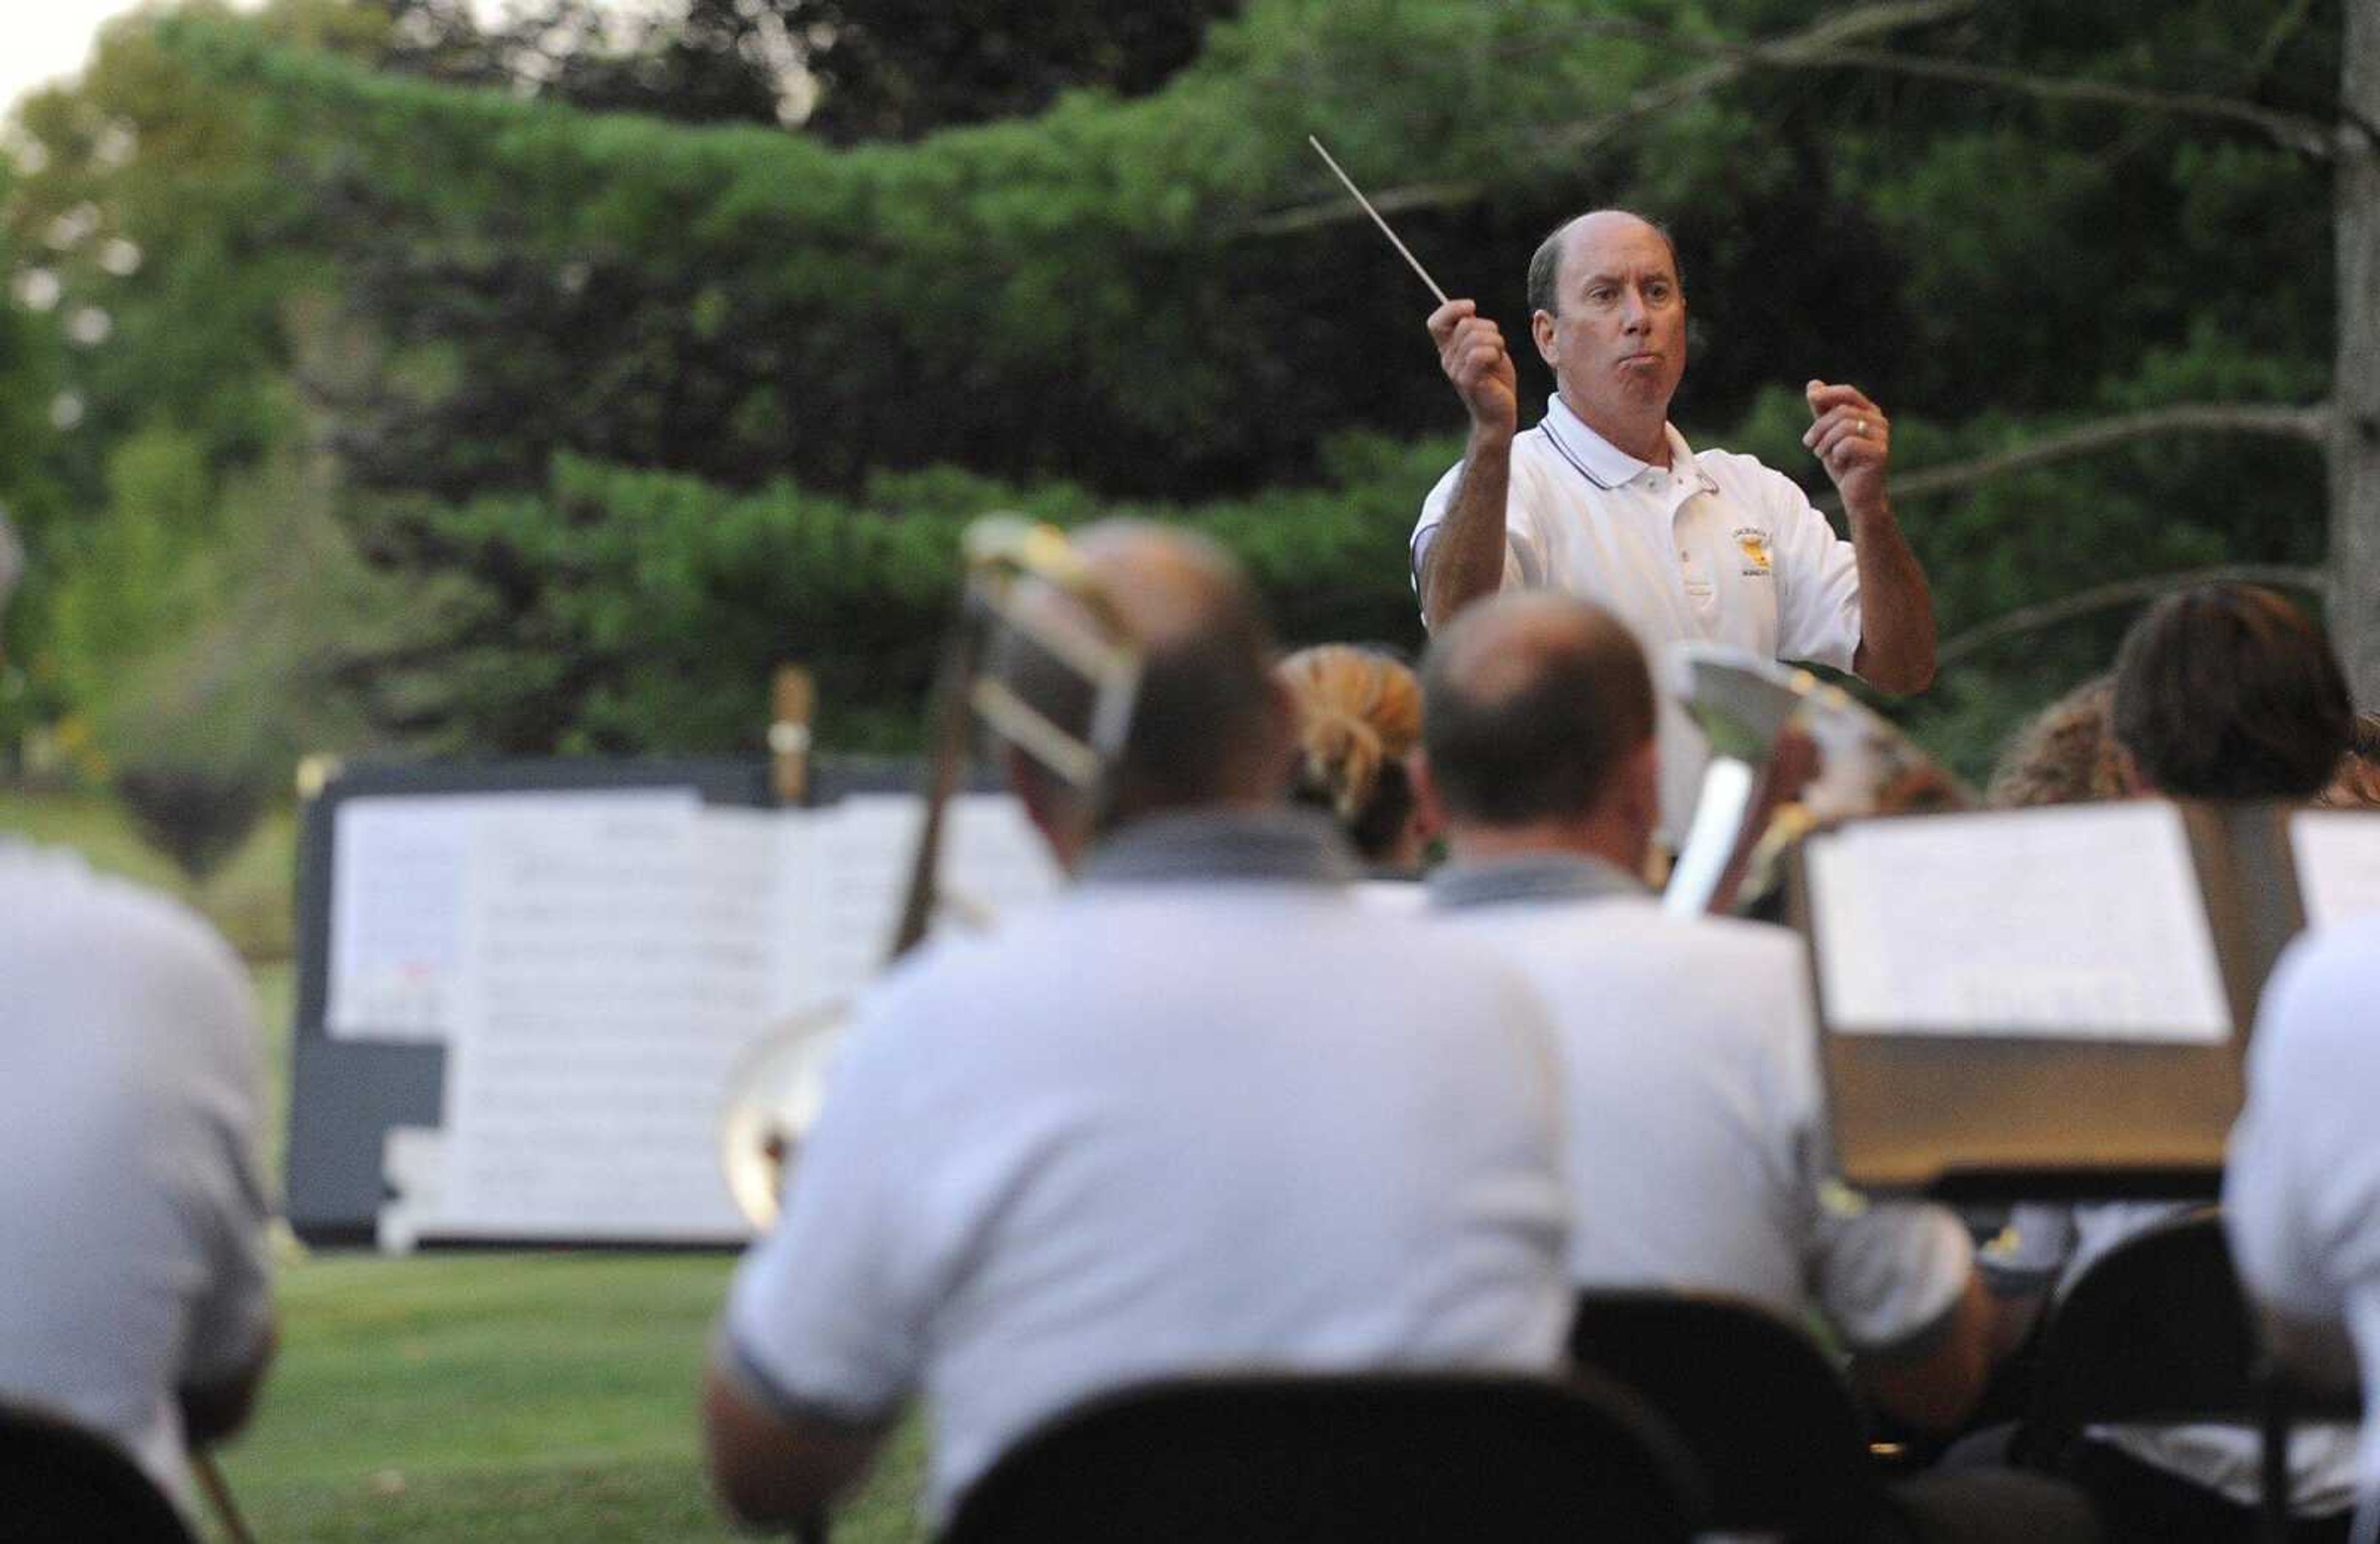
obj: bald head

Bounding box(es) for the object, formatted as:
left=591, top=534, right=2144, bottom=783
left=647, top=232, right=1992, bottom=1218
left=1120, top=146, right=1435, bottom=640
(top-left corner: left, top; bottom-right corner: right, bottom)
left=1422, top=591, right=1655, bottom=827
left=1013, top=520, right=1287, bottom=827
left=1527, top=209, right=1681, bottom=320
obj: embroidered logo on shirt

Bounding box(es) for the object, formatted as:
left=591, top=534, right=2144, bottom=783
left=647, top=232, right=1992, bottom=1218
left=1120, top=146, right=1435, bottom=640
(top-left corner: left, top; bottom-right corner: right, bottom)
left=1732, top=527, right=1773, bottom=577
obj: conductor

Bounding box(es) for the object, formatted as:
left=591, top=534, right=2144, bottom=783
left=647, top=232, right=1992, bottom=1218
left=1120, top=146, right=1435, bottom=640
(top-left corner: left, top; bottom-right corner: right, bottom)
left=1414, top=209, right=1936, bottom=839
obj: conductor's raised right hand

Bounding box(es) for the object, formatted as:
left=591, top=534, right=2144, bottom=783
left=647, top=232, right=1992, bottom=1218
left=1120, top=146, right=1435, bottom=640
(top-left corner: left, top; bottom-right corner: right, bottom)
left=1429, top=300, right=1517, bottom=441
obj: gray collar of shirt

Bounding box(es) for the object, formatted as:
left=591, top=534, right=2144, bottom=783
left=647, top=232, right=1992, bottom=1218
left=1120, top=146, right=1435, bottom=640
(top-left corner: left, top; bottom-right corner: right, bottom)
left=1080, top=807, right=1362, bottom=888
left=1427, top=851, right=1649, bottom=911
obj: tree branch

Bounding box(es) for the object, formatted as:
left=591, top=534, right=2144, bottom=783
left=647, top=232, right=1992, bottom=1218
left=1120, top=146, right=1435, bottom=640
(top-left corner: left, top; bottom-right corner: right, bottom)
left=1939, top=563, right=2330, bottom=668
left=1247, top=0, right=1977, bottom=236
left=1248, top=0, right=2342, bottom=239
left=1536, top=0, right=1981, bottom=157
left=1814, top=401, right=2334, bottom=512
left=1802, top=46, right=2338, bottom=159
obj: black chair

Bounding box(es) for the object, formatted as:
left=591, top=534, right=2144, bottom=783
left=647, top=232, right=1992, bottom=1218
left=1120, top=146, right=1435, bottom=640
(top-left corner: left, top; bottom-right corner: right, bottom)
left=2010, top=1209, right=2351, bottom=1543
left=1570, top=1289, right=1902, bottom=1542
left=938, top=1368, right=1711, bottom=1543
left=2256, top=1360, right=2363, bottom=1544
left=0, top=1401, right=198, bottom=1543
left=2009, top=1211, right=2255, bottom=1470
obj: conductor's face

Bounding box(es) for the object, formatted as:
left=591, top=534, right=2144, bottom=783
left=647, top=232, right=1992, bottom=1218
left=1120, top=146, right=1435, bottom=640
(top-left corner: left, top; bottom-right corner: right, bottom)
left=1532, top=213, right=1686, bottom=437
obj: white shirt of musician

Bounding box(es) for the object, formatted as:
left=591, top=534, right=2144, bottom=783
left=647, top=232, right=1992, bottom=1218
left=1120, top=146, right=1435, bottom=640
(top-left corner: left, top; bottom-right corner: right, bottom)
left=1413, top=395, right=1864, bottom=840
left=2227, top=914, right=2380, bottom=1515
left=720, top=812, right=1574, bottom=1523
left=0, top=838, right=273, bottom=1512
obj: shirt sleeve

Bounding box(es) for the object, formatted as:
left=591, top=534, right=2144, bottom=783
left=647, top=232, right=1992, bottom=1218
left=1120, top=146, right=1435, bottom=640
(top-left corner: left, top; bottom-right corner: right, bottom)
left=1760, top=467, right=1862, bottom=673
left=1768, top=940, right=1972, bottom=1351
left=722, top=1000, right=925, bottom=1427
left=1412, top=456, right=1534, bottom=609
left=172, top=922, right=275, bottom=1388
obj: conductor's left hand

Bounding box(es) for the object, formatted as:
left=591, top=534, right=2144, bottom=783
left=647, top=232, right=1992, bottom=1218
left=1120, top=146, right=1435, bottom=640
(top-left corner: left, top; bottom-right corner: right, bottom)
left=1802, top=381, right=1892, bottom=513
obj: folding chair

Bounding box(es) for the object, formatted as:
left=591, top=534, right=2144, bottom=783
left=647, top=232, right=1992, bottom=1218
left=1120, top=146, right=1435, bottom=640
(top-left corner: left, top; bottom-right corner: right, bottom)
left=0, top=1401, right=198, bottom=1543
left=938, top=1368, right=1710, bottom=1543
left=1569, top=1289, right=1901, bottom=1542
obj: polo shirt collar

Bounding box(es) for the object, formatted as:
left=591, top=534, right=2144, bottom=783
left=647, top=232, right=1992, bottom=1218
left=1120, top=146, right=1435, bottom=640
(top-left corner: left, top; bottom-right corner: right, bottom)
left=1427, top=850, right=1649, bottom=911
left=1540, top=395, right=1713, bottom=495
left=1080, top=806, right=1361, bottom=888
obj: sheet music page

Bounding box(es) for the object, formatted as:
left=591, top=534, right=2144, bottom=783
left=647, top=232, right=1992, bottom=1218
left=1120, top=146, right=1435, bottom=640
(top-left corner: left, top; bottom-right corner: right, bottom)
left=939, top=793, right=1064, bottom=925
left=327, top=790, right=700, bottom=1041
left=2288, top=809, right=2380, bottom=928
left=1807, top=803, right=2232, bottom=1041
left=797, top=794, right=921, bottom=1015
left=423, top=800, right=777, bottom=1242
left=765, top=793, right=1059, bottom=1018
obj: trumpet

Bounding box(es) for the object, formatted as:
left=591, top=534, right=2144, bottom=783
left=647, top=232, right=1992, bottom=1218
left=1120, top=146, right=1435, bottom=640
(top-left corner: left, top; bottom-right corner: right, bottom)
left=720, top=516, right=1143, bottom=1230
left=1664, top=643, right=1970, bottom=919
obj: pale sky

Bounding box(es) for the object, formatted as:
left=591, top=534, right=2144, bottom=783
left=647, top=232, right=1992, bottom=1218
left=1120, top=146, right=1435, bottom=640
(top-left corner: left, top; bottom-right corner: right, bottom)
left=2, top=1, right=679, bottom=120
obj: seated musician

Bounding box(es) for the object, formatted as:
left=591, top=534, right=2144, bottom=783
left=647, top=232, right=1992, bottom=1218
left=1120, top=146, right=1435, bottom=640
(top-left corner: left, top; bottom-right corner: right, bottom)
left=700, top=522, right=1573, bottom=1529
left=1986, top=583, right=2358, bottom=1538
left=0, top=512, right=278, bottom=1512
left=1410, top=589, right=1996, bottom=1434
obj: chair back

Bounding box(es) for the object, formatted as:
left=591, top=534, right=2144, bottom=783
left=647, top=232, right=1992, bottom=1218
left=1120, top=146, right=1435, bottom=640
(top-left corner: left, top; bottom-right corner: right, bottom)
left=2012, top=1209, right=2256, bottom=1467
left=939, top=1368, right=1709, bottom=1543
left=0, top=1401, right=198, bottom=1543
left=1569, top=1289, right=1896, bottom=1540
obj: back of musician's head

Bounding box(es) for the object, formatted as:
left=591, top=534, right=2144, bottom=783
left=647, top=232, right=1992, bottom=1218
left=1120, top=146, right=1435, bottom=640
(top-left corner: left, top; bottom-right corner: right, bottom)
left=1277, top=643, right=1422, bottom=863
left=2112, top=583, right=2352, bottom=801
left=1986, top=674, right=2127, bottom=809
left=990, top=520, right=1287, bottom=838
left=1421, top=591, right=1654, bottom=826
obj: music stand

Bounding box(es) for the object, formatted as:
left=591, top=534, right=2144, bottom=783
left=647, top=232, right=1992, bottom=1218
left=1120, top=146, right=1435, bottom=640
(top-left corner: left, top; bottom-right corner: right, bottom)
left=1794, top=800, right=2305, bottom=1202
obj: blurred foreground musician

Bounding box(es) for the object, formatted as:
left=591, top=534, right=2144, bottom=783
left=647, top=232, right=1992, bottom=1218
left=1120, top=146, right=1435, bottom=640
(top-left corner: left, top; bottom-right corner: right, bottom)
left=2227, top=914, right=2380, bottom=1538
left=1409, top=591, right=2004, bottom=1440
left=702, top=522, right=1573, bottom=1529
left=0, top=512, right=277, bottom=1511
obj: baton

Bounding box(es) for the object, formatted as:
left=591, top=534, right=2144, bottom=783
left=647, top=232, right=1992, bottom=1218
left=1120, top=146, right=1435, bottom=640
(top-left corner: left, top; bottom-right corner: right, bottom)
left=1306, top=136, right=1450, bottom=306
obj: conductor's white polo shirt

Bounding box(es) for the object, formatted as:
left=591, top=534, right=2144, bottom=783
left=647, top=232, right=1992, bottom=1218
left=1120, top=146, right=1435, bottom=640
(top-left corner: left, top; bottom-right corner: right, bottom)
left=1414, top=395, right=1864, bottom=839
left=723, top=809, right=1573, bottom=1523
left=0, top=837, right=274, bottom=1509
left=1428, top=854, right=1972, bottom=1354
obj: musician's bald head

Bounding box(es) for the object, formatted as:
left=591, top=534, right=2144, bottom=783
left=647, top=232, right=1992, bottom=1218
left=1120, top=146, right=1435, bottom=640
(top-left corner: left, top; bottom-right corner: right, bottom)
left=1419, top=591, right=1657, bottom=848
left=1003, top=521, right=1290, bottom=852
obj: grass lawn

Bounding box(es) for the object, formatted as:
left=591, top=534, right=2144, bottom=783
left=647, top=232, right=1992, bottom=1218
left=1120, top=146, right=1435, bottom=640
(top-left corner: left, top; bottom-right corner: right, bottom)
left=4, top=788, right=930, bottom=1542
left=208, top=1252, right=927, bottom=1543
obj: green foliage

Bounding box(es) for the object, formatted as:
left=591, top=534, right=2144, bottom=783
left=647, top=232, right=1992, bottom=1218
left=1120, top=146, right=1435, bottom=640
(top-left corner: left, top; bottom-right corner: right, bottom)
left=0, top=0, right=2353, bottom=774
left=345, top=433, right=1450, bottom=753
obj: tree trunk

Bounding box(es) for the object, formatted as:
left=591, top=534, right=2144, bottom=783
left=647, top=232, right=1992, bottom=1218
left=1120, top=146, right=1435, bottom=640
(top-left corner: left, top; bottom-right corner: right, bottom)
left=2332, top=1, right=2380, bottom=702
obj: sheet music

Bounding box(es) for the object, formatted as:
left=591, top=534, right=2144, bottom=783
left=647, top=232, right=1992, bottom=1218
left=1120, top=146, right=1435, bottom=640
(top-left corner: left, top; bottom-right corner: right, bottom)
left=327, top=790, right=701, bottom=1041
left=1807, top=803, right=2232, bottom=1042
left=770, top=793, right=1063, bottom=1020
left=337, top=788, right=1059, bottom=1245
left=2288, top=809, right=2380, bottom=928
left=423, top=801, right=777, bottom=1243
